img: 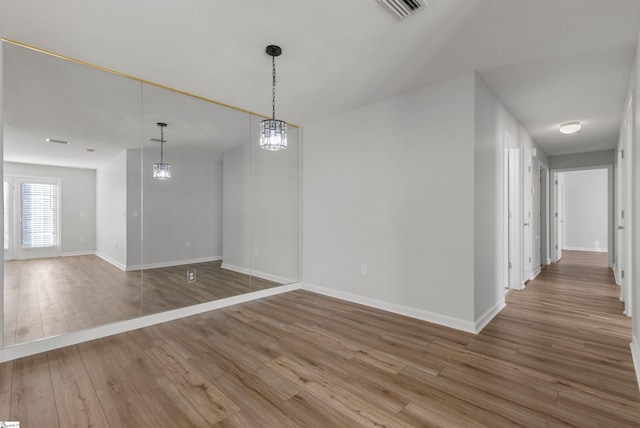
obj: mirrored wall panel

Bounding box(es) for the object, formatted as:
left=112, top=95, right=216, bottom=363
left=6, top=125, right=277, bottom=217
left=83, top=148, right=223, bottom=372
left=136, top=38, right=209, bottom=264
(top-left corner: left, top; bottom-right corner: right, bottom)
left=1, top=41, right=299, bottom=346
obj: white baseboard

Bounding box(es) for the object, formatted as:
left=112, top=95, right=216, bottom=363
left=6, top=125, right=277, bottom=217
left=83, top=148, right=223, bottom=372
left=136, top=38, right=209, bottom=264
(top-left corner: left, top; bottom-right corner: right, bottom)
left=95, top=252, right=127, bottom=271
left=474, top=300, right=506, bottom=333
left=631, top=339, right=640, bottom=392
left=531, top=266, right=542, bottom=280
left=60, top=251, right=95, bottom=257
left=301, top=283, right=477, bottom=334
left=0, top=282, right=301, bottom=363
left=127, top=256, right=223, bottom=271
left=221, top=262, right=297, bottom=285
left=95, top=253, right=224, bottom=272
left=563, top=246, right=608, bottom=253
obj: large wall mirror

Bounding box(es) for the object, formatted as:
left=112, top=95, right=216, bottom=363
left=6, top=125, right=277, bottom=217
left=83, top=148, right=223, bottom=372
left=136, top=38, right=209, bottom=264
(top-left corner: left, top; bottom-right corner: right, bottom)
left=1, top=41, right=299, bottom=346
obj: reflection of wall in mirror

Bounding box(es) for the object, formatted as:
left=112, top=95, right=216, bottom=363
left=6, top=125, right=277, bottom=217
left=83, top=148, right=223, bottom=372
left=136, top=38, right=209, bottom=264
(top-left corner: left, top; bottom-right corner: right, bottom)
left=222, top=140, right=299, bottom=285
left=95, top=147, right=224, bottom=271
left=134, top=147, right=223, bottom=270
left=96, top=150, right=127, bottom=268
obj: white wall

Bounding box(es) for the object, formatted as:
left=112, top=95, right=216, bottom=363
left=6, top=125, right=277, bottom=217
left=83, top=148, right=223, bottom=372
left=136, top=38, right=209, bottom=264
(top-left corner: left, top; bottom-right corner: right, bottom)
left=473, top=75, right=549, bottom=322
left=628, top=32, right=640, bottom=389
left=561, top=169, right=608, bottom=252
left=301, top=71, right=548, bottom=333
left=249, top=116, right=300, bottom=284
left=4, top=162, right=96, bottom=256
left=549, top=150, right=615, bottom=170
left=96, top=151, right=127, bottom=268
left=303, top=73, right=477, bottom=329
left=473, top=76, right=504, bottom=323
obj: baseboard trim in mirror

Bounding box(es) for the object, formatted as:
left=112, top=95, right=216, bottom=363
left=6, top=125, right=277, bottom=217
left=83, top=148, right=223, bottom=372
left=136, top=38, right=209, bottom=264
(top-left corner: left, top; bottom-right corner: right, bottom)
left=0, top=282, right=301, bottom=363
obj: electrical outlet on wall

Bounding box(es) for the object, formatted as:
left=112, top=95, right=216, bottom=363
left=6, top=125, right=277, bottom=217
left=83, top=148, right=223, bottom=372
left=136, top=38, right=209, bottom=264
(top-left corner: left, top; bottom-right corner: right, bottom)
left=187, top=270, right=196, bottom=283
left=361, top=264, right=368, bottom=275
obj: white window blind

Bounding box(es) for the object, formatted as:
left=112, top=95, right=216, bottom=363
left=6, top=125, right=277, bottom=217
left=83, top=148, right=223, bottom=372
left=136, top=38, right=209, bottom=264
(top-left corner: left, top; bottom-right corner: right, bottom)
left=20, top=182, right=58, bottom=248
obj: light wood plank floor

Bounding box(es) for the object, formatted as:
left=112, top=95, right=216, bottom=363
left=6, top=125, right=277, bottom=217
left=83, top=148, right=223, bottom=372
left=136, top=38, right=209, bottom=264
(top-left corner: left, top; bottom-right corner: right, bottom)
left=3, top=256, right=280, bottom=346
left=1, top=250, right=639, bottom=426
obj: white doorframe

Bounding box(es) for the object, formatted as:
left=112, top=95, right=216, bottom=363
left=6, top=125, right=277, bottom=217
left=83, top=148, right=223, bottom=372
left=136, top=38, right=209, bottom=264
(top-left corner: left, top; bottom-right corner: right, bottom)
left=550, top=171, right=567, bottom=262
left=3, top=177, right=14, bottom=261
left=622, top=96, right=634, bottom=317
left=551, top=166, right=613, bottom=264
left=539, top=165, right=550, bottom=266
left=523, top=149, right=532, bottom=283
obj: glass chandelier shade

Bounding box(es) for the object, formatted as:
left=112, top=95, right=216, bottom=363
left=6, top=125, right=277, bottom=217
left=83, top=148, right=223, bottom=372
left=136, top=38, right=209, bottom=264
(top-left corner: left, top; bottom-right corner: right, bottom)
left=260, top=45, right=287, bottom=151
left=260, top=118, right=287, bottom=151
left=153, top=162, right=171, bottom=179
left=152, top=122, right=171, bottom=179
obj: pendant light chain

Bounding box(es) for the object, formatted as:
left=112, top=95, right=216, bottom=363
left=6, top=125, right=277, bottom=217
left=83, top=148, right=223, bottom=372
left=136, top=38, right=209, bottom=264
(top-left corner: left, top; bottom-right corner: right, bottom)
left=271, top=54, right=277, bottom=120
left=259, top=44, right=287, bottom=151
left=160, top=125, right=164, bottom=163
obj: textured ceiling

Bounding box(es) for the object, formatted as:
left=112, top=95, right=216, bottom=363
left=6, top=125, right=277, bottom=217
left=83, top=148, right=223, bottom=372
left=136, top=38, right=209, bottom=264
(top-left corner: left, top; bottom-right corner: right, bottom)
left=2, top=0, right=640, bottom=157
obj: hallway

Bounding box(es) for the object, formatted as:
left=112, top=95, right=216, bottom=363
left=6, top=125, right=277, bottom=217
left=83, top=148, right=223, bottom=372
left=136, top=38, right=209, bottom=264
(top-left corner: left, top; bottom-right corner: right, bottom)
left=0, top=251, right=639, bottom=426
left=480, top=250, right=639, bottom=425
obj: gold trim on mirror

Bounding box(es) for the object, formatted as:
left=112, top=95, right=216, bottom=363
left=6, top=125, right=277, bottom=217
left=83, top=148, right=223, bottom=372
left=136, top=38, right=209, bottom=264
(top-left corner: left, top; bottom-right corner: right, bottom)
left=1, top=38, right=298, bottom=127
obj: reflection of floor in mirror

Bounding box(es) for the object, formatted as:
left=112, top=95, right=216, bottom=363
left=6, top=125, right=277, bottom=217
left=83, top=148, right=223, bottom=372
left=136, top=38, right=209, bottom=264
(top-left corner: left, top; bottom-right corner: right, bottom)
left=3, top=255, right=280, bottom=346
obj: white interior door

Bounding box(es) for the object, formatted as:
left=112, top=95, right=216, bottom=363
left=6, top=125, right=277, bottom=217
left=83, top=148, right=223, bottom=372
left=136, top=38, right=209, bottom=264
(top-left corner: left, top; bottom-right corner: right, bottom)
left=523, top=153, right=532, bottom=282
left=616, top=147, right=626, bottom=297
left=505, top=142, right=522, bottom=290
left=622, top=97, right=633, bottom=316
left=509, top=148, right=517, bottom=288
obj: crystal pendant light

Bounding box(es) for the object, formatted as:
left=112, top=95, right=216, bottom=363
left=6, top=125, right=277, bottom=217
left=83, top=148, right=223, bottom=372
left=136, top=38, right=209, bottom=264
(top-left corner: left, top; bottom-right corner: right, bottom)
left=152, top=122, right=171, bottom=179
left=260, top=45, right=287, bottom=151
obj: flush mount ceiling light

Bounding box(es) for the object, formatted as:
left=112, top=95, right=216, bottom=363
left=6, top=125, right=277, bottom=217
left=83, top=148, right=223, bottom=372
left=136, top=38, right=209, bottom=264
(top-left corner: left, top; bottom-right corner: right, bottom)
left=559, top=121, right=581, bottom=134
left=151, top=122, right=171, bottom=179
left=260, top=45, right=287, bottom=151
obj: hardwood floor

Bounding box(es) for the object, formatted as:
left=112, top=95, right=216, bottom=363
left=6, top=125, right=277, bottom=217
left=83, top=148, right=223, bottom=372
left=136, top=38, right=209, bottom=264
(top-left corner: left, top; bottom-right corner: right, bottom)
left=1, top=250, right=639, bottom=426
left=3, top=256, right=280, bottom=346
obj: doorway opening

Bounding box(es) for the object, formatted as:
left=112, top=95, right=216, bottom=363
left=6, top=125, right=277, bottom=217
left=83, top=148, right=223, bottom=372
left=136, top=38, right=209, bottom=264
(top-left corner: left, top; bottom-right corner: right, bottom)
left=552, top=168, right=610, bottom=263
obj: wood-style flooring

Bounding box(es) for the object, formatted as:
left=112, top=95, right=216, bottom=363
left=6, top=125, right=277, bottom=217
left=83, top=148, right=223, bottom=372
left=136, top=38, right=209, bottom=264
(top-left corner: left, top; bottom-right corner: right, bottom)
left=1, top=250, right=639, bottom=426
left=3, top=256, right=279, bottom=346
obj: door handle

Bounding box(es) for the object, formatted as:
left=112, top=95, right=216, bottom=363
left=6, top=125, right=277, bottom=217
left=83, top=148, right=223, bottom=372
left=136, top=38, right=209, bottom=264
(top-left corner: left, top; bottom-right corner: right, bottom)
left=524, top=223, right=530, bottom=227
left=618, top=225, right=625, bottom=230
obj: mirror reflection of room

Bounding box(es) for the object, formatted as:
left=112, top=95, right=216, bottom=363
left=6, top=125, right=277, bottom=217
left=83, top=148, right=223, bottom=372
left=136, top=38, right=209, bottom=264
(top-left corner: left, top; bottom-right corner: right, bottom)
left=2, top=41, right=299, bottom=346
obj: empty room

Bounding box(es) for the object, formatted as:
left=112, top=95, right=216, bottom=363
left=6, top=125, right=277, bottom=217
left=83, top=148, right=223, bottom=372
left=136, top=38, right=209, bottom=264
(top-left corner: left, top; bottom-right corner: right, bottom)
left=1, top=1, right=640, bottom=426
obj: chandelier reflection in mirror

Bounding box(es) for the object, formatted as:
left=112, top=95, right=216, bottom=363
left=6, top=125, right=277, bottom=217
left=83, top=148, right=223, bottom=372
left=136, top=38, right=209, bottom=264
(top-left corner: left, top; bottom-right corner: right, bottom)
left=260, top=45, right=287, bottom=151
left=152, top=122, right=171, bottom=179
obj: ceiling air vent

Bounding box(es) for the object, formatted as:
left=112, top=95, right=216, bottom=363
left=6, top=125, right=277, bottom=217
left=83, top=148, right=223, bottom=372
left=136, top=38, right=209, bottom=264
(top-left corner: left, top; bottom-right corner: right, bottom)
left=379, top=0, right=426, bottom=19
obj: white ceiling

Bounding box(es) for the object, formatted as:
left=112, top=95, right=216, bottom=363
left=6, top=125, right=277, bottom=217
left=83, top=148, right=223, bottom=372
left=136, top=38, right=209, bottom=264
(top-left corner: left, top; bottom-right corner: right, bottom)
left=2, top=0, right=640, bottom=158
